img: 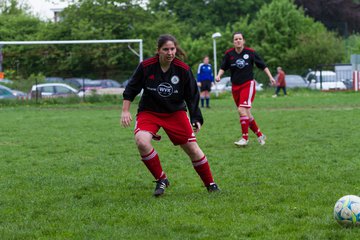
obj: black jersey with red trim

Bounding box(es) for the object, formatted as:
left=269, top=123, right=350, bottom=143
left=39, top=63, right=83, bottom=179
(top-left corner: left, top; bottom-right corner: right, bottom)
left=220, top=47, right=267, bottom=85
left=123, top=55, right=203, bottom=125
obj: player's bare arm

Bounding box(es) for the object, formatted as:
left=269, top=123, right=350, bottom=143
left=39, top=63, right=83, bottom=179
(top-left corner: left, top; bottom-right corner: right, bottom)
left=264, top=67, right=276, bottom=85
left=216, top=69, right=224, bottom=82
left=121, top=100, right=132, bottom=127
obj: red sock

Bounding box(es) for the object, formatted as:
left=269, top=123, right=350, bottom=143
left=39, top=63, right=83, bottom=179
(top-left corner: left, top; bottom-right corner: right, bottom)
left=249, top=117, right=263, bottom=137
left=240, top=116, right=249, bottom=140
left=141, top=149, right=166, bottom=180
left=192, top=156, right=214, bottom=187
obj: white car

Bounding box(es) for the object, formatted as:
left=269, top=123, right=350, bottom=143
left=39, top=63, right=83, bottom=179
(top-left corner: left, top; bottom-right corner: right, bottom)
left=211, top=77, right=263, bottom=94
left=305, top=71, right=347, bottom=90
left=30, top=83, right=84, bottom=99
left=284, top=75, right=308, bottom=89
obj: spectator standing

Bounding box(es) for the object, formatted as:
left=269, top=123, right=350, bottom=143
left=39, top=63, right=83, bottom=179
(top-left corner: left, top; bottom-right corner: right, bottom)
left=273, top=67, right=287, bottom=97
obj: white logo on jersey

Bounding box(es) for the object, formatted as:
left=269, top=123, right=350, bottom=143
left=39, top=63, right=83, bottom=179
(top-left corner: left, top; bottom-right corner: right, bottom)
left=235, top=59, right=246, bottom=69
left=171, top=75, right=180, bottom=84
left=243, top=54, right=249, bottom=59
left=157, top=82, right=173, bottom=97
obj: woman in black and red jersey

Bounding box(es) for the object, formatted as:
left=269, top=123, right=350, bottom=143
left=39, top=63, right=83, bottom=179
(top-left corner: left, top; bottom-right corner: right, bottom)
left=216, top=32, right=276, bottom=147
left=121, top=34, right=219, bottom=197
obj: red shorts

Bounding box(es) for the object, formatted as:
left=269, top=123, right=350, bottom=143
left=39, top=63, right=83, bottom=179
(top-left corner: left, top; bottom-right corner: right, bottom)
left=135, top=111, right=196, bottom=145
left=231, top=80, right=256, bottom=108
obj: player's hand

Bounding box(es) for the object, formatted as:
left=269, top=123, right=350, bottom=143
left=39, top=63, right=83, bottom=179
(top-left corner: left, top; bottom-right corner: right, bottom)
left=121, top=111, right=132, bottom=127
left=192, top=122, right=201, bottom=133
left=215, top=75, right=221, bottom=82
left=197, top=82, right=202, bottom=87
left=269, top=77, right=276, bottom=86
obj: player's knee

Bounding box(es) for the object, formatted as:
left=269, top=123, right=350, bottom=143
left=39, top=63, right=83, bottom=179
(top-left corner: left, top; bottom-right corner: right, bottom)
left=182, top=143, right=203, bottom=160
left=135, top=135, right=151, bottom=151
left=238, top=107, right=247, bottom=116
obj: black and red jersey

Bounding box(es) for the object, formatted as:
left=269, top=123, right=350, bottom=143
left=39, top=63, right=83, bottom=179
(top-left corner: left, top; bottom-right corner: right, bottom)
left=220, top=47, right=267, bottom=85
left=123, top=55, right=203, bottom=125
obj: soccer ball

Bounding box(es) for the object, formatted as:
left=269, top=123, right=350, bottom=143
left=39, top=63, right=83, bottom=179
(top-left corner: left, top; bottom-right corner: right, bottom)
left=334, top=195, right=360, bottom=227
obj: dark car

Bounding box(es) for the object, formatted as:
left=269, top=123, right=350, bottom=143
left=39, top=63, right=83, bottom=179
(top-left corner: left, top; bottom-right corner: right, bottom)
left=285, top=75, right=308, bottom=88
left=45, top=77, right=65, bottom=83
left=93, top=79, right=122, bottom=88
left=64, top=78, right=95, bottom=90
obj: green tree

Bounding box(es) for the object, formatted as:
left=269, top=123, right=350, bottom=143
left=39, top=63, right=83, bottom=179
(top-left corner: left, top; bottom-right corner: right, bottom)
left=0, top=0, right=46, bottom=79
left=345, top=34, right=360, bottom=58
left=33, top=0, right=156, bottom=80
left=148, top=0, right=272, bottom=38
left=34, top=0, right=188, bottom=80
left=247, top=0, right=344, bottom=74
left=1, top=0, right=354, bottom=82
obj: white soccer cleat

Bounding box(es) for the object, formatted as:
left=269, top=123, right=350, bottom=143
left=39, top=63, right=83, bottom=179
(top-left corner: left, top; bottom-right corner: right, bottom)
left=257, top=134, right=267, bottom=145
left=234, top=138, right=249, bottom=146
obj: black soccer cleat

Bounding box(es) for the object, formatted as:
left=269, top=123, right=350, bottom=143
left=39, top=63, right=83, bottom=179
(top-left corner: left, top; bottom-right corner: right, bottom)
left=207, top=183, right=220, bottom=192
left=153, top=178, right=170, bottom=197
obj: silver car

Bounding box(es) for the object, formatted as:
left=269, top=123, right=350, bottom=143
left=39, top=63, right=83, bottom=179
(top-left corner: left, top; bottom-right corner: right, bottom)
left=211, top=77, right=264, bottom=94
left=30, top=83, right=84, bottom=99
left=285, top=75, right=308, bottom=89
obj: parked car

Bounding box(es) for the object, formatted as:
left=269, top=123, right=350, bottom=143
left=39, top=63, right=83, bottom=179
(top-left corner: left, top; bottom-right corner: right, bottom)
left=305, top=71, right=347, bottom=90
left=45, top=77, right=65, bottom=83
left=0, top=85, right=17, bottom=99
left=29, top=83, right=84, bottom=99
left=121, top=79, right=130, bottom=88
left=0, top=85, right=27, bottom=99
left=64, top=78, right=96, bottom=90
left=285, top=75, right=308, bottom=88
left=211, top=77, right=263, bottom=94
left=86, top=79, right=125, bottom=95
left=11, top=89, right=28, bottom=98
left=93, top=79, right=122, bottom=88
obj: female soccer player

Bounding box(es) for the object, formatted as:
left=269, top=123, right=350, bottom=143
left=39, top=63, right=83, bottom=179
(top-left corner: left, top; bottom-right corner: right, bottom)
left=216, top=32, right=276, bottom=146
left=121, top=34, right=219, bottom=197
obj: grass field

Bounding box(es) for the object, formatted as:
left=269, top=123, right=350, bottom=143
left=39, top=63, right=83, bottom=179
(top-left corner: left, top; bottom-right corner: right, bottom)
left=1, top=89, right=360, bottom=239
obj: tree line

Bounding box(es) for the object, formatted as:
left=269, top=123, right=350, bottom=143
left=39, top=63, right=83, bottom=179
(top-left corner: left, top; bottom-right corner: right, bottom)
left=0, top=0, right=359, bottom=85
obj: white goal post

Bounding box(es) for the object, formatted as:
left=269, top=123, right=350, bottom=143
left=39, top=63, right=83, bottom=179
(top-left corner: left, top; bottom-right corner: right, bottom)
left=0, top=39, right=143, bottom=72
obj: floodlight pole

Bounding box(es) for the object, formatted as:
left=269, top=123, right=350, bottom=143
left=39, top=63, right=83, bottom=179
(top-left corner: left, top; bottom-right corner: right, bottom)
left=212, top=32, right=222, bottom=97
